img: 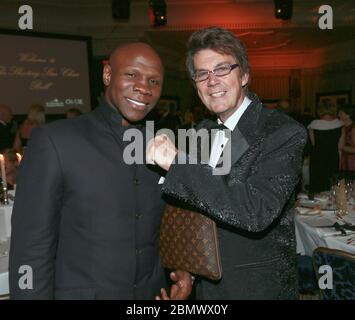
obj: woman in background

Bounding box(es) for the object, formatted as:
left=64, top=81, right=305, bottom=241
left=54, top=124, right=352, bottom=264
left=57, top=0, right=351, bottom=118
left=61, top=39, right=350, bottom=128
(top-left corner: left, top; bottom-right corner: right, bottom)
left=13, top=104, right=46, bottom=154
left=308, top=104, right=345, bottom=193
left=338, top=104, right=355, bottom=172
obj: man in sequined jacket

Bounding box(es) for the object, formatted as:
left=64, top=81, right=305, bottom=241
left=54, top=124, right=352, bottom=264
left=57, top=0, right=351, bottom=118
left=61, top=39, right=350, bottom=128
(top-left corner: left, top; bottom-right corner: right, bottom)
left=147, top=27, right=307, bottom=299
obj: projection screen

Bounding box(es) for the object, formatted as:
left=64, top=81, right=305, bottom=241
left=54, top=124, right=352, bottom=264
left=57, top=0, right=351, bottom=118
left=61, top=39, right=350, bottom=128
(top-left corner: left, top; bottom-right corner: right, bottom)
left=0, top=30, right=92, bottom=115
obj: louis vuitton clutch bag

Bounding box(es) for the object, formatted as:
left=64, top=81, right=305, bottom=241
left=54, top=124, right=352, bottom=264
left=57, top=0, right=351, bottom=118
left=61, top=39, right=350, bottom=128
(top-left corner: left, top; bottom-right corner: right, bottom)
left=160, top=204, right=222, bottom=281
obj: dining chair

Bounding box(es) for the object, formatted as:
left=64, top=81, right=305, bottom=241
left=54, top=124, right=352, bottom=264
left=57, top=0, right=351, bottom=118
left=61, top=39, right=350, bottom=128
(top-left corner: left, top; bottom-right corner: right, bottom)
left=297, top=254, right=318, bottom=295
left=312, top=247, right=355, bottom=300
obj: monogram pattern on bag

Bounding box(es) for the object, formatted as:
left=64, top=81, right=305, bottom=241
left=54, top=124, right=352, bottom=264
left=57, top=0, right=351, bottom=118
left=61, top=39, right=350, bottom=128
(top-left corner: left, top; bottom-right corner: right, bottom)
left=160, top=205, right=222, bottom=280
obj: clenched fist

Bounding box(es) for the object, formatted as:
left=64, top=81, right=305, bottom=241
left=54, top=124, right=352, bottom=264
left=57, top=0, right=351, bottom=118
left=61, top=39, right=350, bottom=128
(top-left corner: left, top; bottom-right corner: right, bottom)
left=146, top=134, right=177, bottom=171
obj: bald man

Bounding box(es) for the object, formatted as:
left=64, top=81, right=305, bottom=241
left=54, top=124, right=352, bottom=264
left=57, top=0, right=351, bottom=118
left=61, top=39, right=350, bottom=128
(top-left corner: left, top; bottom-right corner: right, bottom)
left=10, top=43, right=191, bottom=300
left=0, top=104, right=14, bottom=150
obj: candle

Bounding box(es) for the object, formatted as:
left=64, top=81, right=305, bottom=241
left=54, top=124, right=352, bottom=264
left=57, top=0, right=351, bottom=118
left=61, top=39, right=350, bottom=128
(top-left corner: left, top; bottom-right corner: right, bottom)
left=16, top=153, right=22, bottom=163
left=0, top=154, right=7, bottom=188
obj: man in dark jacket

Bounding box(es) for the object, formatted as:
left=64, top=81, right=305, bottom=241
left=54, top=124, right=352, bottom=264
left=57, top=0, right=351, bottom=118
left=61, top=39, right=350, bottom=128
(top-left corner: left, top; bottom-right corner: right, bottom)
left=0, top=104, right=14, bottom=150
left=9, top=43, right=191, bottom=299
left=147, top=27, right=307, bottom=299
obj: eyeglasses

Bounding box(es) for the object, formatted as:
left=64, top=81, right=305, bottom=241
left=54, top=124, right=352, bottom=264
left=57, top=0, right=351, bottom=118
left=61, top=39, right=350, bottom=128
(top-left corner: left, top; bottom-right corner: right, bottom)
left=193, top=63, right=239, bottom=83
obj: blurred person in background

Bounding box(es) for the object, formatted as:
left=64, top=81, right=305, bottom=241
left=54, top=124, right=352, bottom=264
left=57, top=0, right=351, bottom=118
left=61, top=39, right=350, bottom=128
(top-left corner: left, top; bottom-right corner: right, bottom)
left=338, top=104, right=355, bottom=172
left=13, top=104, right=46, bottom=154
left=66, top=108, right=82, bottom=119
left=277, top=99, right=293, bottom=115
left=308, top=104, right=345, bottom=193
left=157, top=103, right=181, bottom=132
left=0, top=104, right=14, bottom=150
left=180, top=110, right=196, bottom=129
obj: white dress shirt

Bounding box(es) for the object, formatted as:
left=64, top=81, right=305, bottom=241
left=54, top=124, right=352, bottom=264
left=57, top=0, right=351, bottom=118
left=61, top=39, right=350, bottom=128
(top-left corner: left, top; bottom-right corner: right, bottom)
left=209, top=96, right=251, bottom=168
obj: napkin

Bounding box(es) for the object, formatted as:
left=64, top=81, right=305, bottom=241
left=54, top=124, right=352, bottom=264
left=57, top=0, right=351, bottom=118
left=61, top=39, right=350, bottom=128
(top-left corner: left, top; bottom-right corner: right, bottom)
left=343, top=214, right=355, bottom=226
left=297, top=193, right=308, bottom=200
left=315, top=221, right=355, bottom=236
left=0, top=214, right=7, bottom=242
left=316, top=227, right=355, bottom=237
left=295, top=206, right=321, bottom=215
left=300, top=215, right=334, bottom=226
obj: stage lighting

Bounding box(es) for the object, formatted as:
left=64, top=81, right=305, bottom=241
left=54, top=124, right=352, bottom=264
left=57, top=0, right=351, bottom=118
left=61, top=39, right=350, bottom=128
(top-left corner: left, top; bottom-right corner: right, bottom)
left=149, top=0, right=167, bottom=27
left=274, top=0, right=293, bottom=20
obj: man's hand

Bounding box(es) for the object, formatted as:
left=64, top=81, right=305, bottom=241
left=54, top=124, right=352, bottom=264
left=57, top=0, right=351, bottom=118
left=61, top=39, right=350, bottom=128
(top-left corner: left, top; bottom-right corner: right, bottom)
left=146, top=134, right=177, bottom=171
left=156, top=270, right=195, bottom=300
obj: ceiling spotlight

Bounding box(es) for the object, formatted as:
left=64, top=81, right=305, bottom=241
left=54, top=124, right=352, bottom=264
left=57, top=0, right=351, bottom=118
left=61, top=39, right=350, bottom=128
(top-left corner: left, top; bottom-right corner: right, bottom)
left=274, top=0, right=293, bottom=20
left=149, top=0, right=167, bottom=27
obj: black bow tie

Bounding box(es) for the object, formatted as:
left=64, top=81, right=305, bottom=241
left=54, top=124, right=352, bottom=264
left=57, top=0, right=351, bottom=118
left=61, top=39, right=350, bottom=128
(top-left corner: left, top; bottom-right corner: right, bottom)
left=202, top=119, right=229, bottom=132
left=211, top=122, right=228, bottom=131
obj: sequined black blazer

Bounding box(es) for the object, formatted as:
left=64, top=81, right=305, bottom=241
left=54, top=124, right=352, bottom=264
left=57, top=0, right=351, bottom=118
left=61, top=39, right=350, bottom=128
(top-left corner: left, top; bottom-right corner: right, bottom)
left=162, top=93, right=307, bottom=299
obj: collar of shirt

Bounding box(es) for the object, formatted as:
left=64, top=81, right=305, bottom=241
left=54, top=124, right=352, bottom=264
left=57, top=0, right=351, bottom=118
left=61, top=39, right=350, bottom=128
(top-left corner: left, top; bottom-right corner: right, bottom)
left=209, top=96, right=251, bottom=168
left=0, top=120, right=7, bottom=126
left=217, top=96, right=252, bottom=131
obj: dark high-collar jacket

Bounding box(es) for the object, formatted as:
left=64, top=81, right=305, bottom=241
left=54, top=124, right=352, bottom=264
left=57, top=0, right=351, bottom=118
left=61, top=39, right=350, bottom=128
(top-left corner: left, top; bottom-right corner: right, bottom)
left=163, top=93, right=307, bottom=299
left=10, top=102, right=166, bottom=299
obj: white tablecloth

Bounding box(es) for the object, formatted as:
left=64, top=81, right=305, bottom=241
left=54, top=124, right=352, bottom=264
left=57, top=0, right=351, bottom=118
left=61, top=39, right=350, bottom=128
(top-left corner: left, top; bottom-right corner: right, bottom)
left=0, top=205, right=13, bottom=240
left=0, top=204, right=13, bottom=297
left=0, top=239, right=10, bottom=296
left=295, top=210, right=355, bottom=256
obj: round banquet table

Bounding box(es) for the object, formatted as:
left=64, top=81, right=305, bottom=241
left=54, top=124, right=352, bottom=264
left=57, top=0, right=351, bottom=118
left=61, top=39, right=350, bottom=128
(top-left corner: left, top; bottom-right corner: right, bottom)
left=295, top=208, right=355, bottom=256
left=0, top=204, right=13, bottom=298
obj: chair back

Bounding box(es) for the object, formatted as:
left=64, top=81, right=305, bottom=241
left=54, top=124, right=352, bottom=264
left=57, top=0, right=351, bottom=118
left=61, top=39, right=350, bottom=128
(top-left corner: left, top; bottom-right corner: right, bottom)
left=312, top=247, right=355, bottom=300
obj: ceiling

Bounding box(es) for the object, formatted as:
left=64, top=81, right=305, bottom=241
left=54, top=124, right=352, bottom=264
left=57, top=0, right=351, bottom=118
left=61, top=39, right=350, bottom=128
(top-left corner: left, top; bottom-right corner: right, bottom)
left=145, top=26, right=354, bottom=55
left=1, top=0, right=354, bottom=69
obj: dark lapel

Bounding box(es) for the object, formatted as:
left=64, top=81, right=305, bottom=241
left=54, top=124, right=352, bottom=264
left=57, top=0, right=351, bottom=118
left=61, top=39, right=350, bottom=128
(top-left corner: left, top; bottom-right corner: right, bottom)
left=198, top=120, right=218, bottom=160
left=228, top=126, right=249, bottom=166
left=197, top=94, right=263, bottom=167
left=230, top=96, right=263, bottom=166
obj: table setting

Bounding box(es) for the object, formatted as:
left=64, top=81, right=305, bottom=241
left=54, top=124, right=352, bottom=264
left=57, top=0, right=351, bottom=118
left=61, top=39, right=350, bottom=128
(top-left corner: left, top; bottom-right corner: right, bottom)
left=295, top=179, right=355, bottom=256
left=0, top=200, right=13, bottom=298
left=0, top=238, right=10, bottom=298
left=0, top=153, right=16, bottom=298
